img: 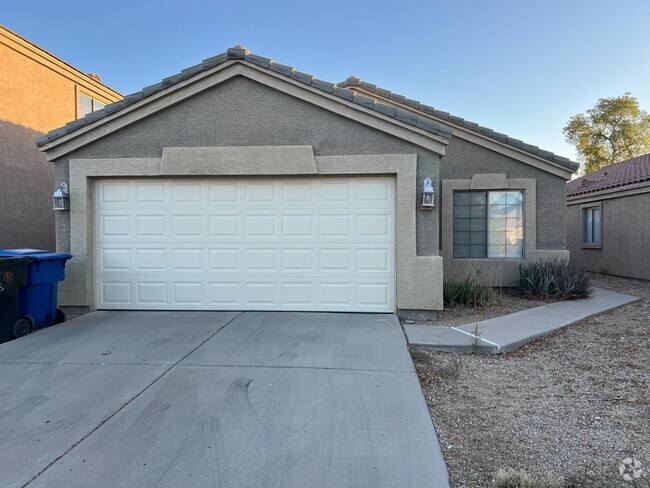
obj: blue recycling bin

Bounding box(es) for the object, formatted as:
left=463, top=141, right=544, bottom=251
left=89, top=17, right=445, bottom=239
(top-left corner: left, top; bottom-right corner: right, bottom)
left=0, top=249, right=72, bottom=335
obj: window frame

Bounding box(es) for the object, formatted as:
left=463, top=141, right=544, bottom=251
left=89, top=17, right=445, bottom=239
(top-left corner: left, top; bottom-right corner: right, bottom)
left=452, top=189, right=526, bottom=260
left=77, top=90, right=106, bottom=119
left=581, top=202, right=602, bottom=249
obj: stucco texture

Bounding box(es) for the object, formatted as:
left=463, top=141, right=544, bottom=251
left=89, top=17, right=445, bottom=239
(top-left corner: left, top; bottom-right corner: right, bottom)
left=0, top=27, right=120, bottom=250
left=439, top=137, right=570, bottom=285
left=54, top=76, right=440, bottom=254
left=441, top=137, right=568, bottom=250
left=51, top=76, right=443, bottom=311
left=567, top=191, right=650, bottom=280
left=0, top=121, right=54, bottom=249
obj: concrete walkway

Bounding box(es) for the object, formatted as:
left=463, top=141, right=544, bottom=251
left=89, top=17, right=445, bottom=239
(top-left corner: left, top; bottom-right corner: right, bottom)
left=405, top=287, right=639, bottom=354
left=0, top=311, right=449, bottom=488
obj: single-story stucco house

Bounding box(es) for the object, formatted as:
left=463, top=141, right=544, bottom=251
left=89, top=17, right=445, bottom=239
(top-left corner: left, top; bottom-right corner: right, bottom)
left=36, top=45, right=578, bottom=318
left=567, top=153, right=650, bottom=280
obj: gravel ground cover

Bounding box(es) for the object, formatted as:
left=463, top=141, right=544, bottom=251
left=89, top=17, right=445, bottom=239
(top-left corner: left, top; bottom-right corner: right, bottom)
left=413, top=274, right=649, bottom=487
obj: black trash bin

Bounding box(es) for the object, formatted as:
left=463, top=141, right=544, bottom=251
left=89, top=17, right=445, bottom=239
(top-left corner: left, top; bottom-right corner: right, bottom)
left=0, top=257, right=30, bottom=344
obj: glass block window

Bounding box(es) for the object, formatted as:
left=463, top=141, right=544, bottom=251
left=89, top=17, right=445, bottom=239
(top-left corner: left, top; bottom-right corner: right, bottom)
left=583, top=206, right=601, bottom=244
left=453, top=190, right=524, bottom=259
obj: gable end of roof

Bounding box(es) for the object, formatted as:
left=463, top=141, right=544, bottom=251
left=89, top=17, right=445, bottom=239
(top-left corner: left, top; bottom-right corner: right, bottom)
left=37, top=46, right=453, bottom=149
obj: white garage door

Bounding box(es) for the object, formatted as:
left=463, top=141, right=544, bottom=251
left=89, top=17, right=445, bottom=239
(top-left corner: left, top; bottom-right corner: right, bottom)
left=94, top=177, right=396, bottom=312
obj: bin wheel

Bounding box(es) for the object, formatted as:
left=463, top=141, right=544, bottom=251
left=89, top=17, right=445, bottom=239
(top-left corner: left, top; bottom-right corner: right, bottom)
left=55, top=308, right=66, bottom=325
left=13, top=316, right=34, bottom=338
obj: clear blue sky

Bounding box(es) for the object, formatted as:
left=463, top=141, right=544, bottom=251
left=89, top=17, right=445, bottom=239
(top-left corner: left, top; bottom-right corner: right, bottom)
left=3, top=0, right=649, bottom=160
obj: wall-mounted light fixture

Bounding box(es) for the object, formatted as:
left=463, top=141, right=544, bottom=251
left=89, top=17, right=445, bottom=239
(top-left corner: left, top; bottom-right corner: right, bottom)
left=420, top=177, right=435, bottom=210
left=52, top=183, right=70, bottom=211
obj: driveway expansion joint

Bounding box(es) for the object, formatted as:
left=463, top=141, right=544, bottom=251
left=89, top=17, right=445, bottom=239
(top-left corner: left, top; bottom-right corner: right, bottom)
left=0, top=360, right=177, bottom=366
left=178, top=362, right=416, bottom=374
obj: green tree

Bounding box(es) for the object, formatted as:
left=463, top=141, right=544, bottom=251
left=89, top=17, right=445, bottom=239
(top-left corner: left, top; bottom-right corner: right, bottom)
left=563, top=93, right=650, bottom=174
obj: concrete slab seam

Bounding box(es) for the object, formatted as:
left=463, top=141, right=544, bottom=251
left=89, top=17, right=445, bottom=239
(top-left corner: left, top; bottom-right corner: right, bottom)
left=20, top=312, right=244, bottom=488
left=0, top=360, right=176, bottom=367
left=178, top=363, right=416, bottom=374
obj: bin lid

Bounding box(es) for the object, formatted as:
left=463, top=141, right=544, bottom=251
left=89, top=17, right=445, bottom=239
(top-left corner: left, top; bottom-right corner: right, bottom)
left=0, top=249, right=72, bottom=260
left=0, top=256, right=31, bottom=264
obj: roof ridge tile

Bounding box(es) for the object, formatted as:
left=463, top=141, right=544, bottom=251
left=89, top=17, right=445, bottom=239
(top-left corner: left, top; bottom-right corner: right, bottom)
left=201, top=53, right=227, bottom=70
left=268, top=61, right=294, bottom=77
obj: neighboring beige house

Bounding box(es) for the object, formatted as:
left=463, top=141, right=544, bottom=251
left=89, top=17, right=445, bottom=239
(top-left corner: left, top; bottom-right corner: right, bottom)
left=567, top=154, right=650, bottom=280
left=0, top=25, right=121, bottom=249
left=37, top=45, right=578, bottom=318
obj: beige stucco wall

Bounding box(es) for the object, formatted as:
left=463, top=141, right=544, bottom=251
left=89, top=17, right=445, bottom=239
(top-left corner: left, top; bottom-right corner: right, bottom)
left=61, top=151, right=443, bottom=313
left=0, top=26, right=121, bottom=249
left=440, top=174, right=569, bottom=286
left=439, top=137, right=572, bottom=286
left=47, top=72, right=446, bottom=313
left=567, top=188, right=650, bottom=280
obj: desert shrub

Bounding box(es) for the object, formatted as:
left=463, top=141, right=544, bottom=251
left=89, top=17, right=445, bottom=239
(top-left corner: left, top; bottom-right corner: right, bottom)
left=495, top=468, right=565, bottom=488
left=517, top=258, right=592, bottom=300
left=443, top=276, right=493, bottom=307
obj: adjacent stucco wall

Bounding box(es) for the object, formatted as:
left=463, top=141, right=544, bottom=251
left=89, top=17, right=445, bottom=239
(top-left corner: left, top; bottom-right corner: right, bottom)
left=0, top=121, right=55, bottom=249
left=439, top=137, right=571, bottom=285
left=0, top=27, right=121, bottom=249
left=567, top=190, right=650, bottom=280
left=51, top=76, right=443, bottom=310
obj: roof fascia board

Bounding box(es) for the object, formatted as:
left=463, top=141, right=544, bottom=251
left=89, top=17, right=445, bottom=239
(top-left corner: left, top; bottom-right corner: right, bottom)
left=0, top=27, right=122, bottom=101
left=42, top=61, right=447, bottom=160
left=354, top=86, right=574, bottom=179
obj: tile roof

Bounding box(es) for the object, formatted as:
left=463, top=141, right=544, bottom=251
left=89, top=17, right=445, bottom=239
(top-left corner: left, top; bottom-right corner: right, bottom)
left=566, top=153, right=650, bottom=197
left=36, top=45, right=453, bottom=148
left=340, top=77, right=579, bottom=172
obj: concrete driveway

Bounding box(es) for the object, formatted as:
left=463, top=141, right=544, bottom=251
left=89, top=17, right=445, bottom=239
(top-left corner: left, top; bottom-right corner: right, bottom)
left=0, top=311, right=449, bottom=487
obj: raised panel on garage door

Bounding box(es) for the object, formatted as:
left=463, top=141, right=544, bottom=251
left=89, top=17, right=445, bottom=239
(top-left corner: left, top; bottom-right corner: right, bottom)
left=94, top=177, right=396, bottom=312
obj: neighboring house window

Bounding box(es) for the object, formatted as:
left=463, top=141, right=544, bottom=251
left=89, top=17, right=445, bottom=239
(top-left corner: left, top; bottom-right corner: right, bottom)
left=78, top=92, right=106, bottom=118
left=582, top=206, right=601, bottom=244
left=453, top=190, right=524, bottom=259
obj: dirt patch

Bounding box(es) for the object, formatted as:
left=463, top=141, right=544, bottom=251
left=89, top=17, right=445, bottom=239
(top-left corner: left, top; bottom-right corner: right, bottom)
left=411, top=289, right=547, bottom=327
left=412, top=274, right=649, bottom=487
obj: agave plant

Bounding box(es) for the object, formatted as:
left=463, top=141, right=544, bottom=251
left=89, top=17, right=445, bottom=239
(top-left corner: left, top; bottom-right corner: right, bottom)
left=518, top=258, right=592, bottom=300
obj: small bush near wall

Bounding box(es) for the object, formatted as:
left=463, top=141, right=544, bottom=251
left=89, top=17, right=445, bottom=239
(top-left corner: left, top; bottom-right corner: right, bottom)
left=495, top=468, right=566, bottom=488
left=517, top=258, right=592, bottom=300
left=443, top=276, right=493, bottom=307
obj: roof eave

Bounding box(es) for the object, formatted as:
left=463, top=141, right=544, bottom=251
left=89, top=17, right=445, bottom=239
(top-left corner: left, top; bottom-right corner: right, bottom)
left=348, top=84, right=579, bottom=178
left=39, top=60, right=450, bottom=160
left=567, top=179, right=650, bottom=202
